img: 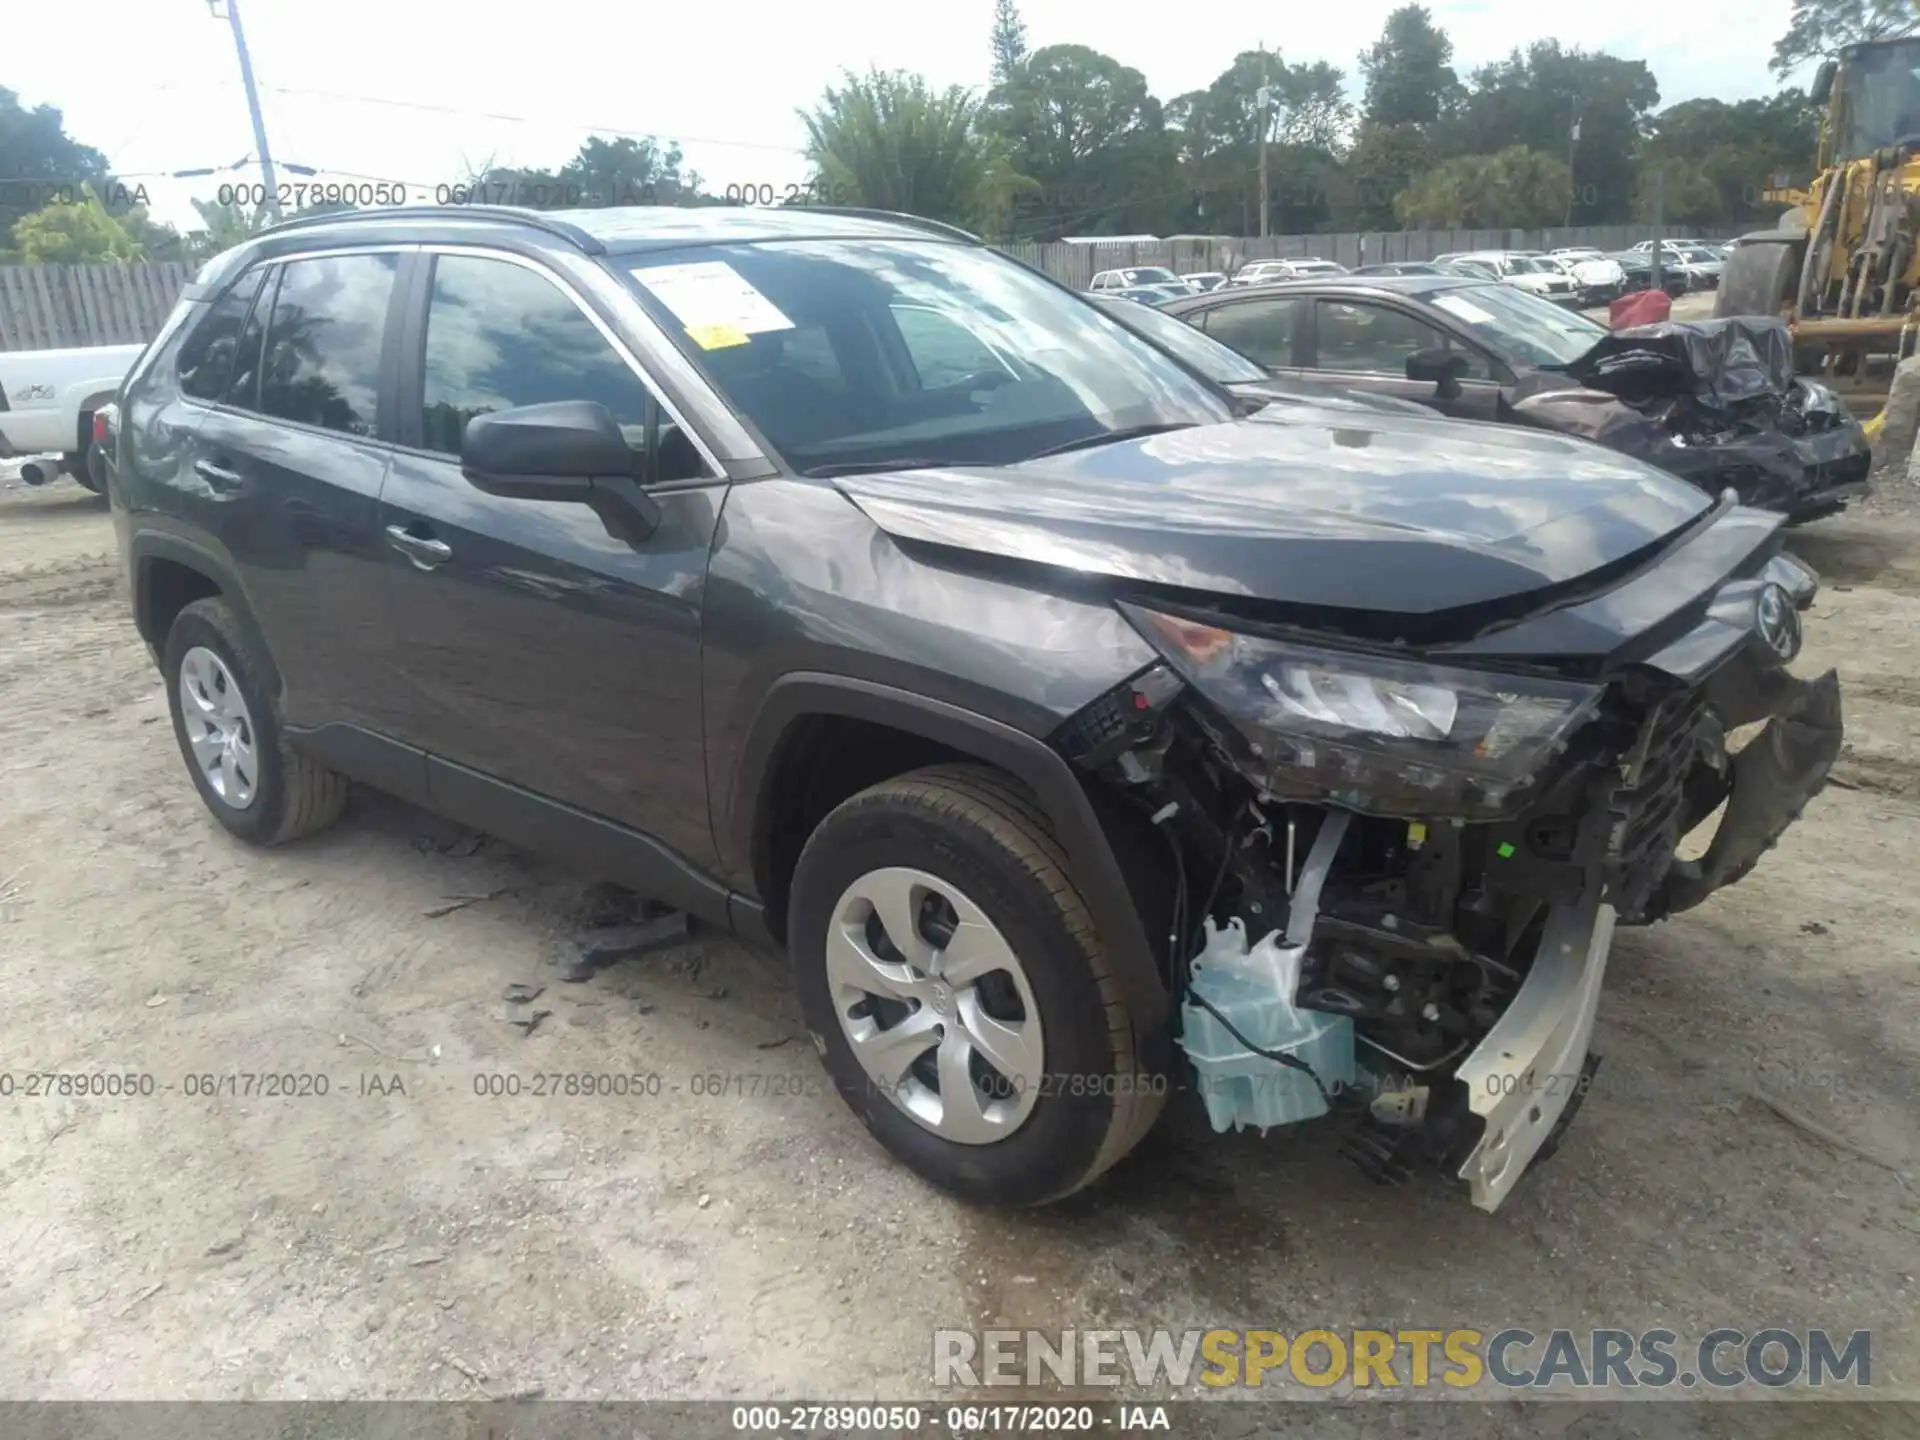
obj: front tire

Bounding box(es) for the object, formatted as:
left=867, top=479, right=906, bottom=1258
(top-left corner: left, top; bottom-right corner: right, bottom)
left=789, top=764, right=1164, bottom=1206
left=163, top=597, right=347, bottom=845
left=1717, top=238, right=1801, bottom=321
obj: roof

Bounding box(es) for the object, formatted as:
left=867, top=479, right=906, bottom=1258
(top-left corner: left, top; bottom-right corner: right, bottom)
left=1160, top=273, right=1486, bottom=312
left=246, top=203, right=981, bottom=257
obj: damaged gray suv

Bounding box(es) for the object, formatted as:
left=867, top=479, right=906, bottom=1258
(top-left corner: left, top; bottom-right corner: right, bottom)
left=109, top=205, right=1842, bottom=1212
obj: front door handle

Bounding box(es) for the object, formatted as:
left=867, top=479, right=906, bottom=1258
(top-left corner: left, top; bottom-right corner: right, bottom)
left=386, top=523, right=452, bottom=570
left=194, top=458, right=244, bottom=492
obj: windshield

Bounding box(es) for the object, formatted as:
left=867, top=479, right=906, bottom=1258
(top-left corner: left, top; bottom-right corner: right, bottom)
left=1427, top=282, right=1609, bottom=368
left=1092, top=297, right=1266, bottom=384
left=623, top=241, right=1230, bottom=472
left=1680, top=247, right=1717, bottom=262
left=1123, top=267, right=1179, bottom=284
left=1836, top=41, right=1920, bottom=158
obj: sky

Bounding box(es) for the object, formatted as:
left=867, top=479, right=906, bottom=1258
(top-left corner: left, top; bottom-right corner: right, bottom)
left=8, top=0, right=1812, bottom=234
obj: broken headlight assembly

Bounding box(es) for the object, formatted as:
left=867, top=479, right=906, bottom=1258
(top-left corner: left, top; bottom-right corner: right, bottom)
left=1120, top=603, right=1604, bottom=821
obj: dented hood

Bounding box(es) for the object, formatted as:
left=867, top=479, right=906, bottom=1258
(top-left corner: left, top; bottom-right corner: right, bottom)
left=833, top=410, right=1712, bottom=617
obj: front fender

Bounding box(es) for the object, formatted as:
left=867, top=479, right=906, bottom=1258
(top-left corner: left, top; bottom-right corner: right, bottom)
left=729, top=673, right=1172, bottom=1060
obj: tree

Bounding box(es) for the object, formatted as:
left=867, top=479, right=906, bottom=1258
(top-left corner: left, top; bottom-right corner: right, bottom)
left=1642, top=93, right=1820, bottom=223
left=10, top=189, right=143, bottom=263
left=1168, top=51, right=1354, bottom=234
left=187, top=196, right=274, bottom=260
left=0, top=88, right=111, bottom=247
left=464, top=134, right=701, bottom=206
left=1331, top=120, right=1431, bottom=228
left=990, top=0, right=1028, bottom=88
left=1359, top=5, right=1461, bottom=129
left=799, top=69, right=1036, bottom=233
left=1448, top=42, right=1658, bottom=223
left=1397, top=146, right=1572, bottom=227
left=1772, top=0, right=1920, bottom=76
left=989, top=44, right=1177, bottom=237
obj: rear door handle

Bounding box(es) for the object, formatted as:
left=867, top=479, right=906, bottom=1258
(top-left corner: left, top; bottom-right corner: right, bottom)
left=385, top=523, right=452, bottom=569
left=193, top=458, right=244, bottom=492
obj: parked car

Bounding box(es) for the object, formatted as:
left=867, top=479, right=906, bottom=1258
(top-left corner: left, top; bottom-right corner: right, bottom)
left=1090, top=266, right=1195, bottom=296
left=1440, top=252, right=1580, bottom=305
left=0, top=341, right=141, bottom=493
left=1547, top=247, right=1606, bottom=261
left=1630, top=237, right=1707, bottom=253
left=1086, top=293, right=1438, bottom=418
left=1179, top=271, right=1229, bottom=292
left=113, top=203, right=1839, bottom=1214
left=1231, top=258, right=1347, bottom=285
left=1610, top=250, right=1691, bottom=300
left=1537, top=252, right=1629, bottom=305
left=1097, top=283, right=1191, bottom=305
left=1159, top=273, right=1870, bottom=518
left=1348, top=262, right=1465, bottom=278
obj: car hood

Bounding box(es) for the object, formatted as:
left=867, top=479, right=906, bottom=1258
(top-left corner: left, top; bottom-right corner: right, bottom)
left=832, top=413, right=1713, bottom=617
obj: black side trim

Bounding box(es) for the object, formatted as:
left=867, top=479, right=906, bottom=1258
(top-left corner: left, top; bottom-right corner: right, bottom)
left=284, top=723, right=431, bottom=809
left=128, top=528, right=281, bottom=693
left=426, top=756, right=736, bottom=930
left=730, top=673, right=1170, bottom=1047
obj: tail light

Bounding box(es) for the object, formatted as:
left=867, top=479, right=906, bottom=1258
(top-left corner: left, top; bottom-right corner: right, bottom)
left=93, top=412, right=109, bottom=445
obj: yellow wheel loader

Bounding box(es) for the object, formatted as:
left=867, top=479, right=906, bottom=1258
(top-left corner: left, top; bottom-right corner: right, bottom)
left=1718, top=35, right=1920, bottom=434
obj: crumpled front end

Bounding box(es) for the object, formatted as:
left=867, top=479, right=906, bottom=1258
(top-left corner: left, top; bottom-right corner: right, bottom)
left=1512, top=317, right=1872, bottom=520
left=1052, top=546, right=1841, bottom=1212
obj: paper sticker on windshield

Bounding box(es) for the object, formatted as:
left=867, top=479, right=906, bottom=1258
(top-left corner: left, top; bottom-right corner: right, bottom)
left=632, top=261, right=794, bottom=341
left=686, top=323, right=751, bottom=350
left=1433, top=294, right=1496, bottom=325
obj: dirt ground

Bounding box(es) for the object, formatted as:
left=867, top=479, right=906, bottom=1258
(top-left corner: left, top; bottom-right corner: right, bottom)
left=1, top=448, right=1917, bottom=1427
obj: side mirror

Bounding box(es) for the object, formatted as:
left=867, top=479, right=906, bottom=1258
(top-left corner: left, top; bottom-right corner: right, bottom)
left=1406, top=347, right=1469, bottom=400
left=460, top=400, right=636, bottom=502
left=1810, top=58, right=1838, bottom=108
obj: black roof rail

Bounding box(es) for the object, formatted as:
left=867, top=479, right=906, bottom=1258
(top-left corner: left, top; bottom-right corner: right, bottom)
left=249, top=204, right=607, bottom=255
left=790, top=206, right=983, bottom=244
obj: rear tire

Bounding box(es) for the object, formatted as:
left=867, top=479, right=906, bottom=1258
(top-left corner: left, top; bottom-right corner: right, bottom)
left=789, top=763, right=1164, bottom=1206
left=68, top=445, right=102, bottom=496
left=1717, top=238, right=1801, bottom=321
left=163, top=597, right=347, bottom=845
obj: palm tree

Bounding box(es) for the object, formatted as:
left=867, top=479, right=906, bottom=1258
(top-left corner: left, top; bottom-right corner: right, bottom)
left=798, top=69, right=1036, bottom=236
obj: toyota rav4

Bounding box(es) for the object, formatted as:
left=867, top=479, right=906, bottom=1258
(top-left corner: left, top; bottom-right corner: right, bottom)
left=108, top=205, right=1842, bottom=1212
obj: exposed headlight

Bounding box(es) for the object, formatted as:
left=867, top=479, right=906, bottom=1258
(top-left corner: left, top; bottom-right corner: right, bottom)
left=1122, top=604, right=1605, bottom=821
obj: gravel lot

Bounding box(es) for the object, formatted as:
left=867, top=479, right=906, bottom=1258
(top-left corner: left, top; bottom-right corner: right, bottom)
left=1, top=454, right=1917, bottom=1428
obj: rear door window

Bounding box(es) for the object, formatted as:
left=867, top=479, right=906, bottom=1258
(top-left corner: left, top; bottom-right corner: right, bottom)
left=257, top=252, right=400, bottom=437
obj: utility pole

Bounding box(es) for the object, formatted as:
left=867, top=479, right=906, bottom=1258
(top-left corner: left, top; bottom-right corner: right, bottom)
left=210, top=0, right=282, bottom=222
left=1564, top=108, right=1580, bottom=228
left=1256, top=46, right=1272, bottom=239
left=1649, top=167, right=1666, bottom=295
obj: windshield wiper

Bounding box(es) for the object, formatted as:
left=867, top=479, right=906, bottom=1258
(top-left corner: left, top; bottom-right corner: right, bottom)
left=1023, top=422, right=1196, bottom=461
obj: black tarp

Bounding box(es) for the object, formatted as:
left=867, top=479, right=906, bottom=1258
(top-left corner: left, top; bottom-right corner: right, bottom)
left=1509, top=317, right=1869, bottom=516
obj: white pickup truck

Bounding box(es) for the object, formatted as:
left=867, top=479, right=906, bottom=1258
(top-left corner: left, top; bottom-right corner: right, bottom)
left=0, top=342, right=144, bottom=492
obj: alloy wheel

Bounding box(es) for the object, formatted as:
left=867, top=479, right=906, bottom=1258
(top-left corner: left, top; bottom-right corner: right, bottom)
left=824, top=866, right=1045, bottom=1144
left=177, top=645, right=259, bottom=809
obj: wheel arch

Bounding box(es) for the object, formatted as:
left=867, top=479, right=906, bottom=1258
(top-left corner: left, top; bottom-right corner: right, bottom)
left=731, top=674, right=1171, bottom=1053
left=131, top=531, right=281, bottom=695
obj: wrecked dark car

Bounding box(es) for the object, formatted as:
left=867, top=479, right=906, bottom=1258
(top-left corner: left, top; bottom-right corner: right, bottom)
left=115, top=204, right=1842, bottom=1218
left=1161, top=276, right=1871, bottom=520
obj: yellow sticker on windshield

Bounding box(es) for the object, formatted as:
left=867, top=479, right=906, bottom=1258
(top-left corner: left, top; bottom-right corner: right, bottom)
left=687, top=323, right=750, bottom=350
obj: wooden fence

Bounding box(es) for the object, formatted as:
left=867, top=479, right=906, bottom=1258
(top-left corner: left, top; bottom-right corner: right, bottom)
left=0, top=263, right=193, bottom=351
left=0, top=224, right=1725, bottom=351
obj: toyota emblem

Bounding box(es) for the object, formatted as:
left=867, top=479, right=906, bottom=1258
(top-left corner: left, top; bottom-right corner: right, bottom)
left=1754, top=583, right=1801, bottom=662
